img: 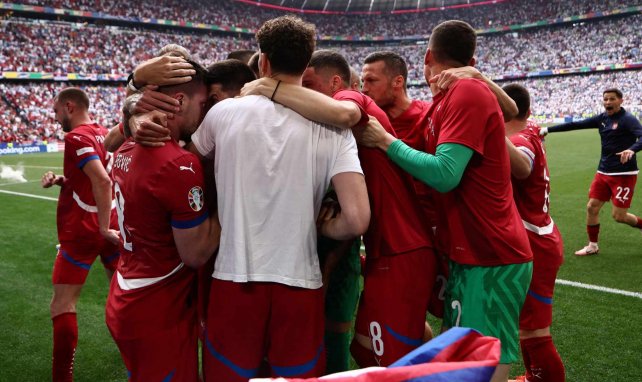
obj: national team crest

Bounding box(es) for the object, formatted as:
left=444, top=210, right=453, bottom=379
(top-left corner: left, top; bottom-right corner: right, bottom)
left=188, top=186, right=204, bottom=212
left=612, top=122, right=618, bottom=130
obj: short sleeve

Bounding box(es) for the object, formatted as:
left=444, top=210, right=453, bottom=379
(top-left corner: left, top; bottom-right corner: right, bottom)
left=334, top=90, right=369, bottom=127
left=154, top=153, right=208, bottom=229
left=191, top=106, right=219, bottom=159
left=510, top=132, right=536, bottom=168
left=436, top=80, right=496, bottom=155
left=330, top=129, right=363, bottom=178
left=65, top=131, right=100, bottom=169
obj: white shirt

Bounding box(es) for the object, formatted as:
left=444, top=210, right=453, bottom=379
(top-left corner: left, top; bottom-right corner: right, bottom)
left=192, top=95, right=362, bottom=289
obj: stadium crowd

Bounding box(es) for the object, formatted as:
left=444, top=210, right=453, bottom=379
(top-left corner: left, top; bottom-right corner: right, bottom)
left=2, top=14, right=641, bottom=82
left=11, top=0, right=640, bottom=37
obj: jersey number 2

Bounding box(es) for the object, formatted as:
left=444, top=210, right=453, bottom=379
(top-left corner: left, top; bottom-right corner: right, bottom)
left=113, top=182, right=133, bottom=251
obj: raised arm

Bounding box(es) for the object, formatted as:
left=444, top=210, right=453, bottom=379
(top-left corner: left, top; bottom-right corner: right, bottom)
left=104, top=123, right=126, bottom=153
left=127, top=56, right=196, bottom=95
left=429, top=66, right=518, bottom=122
left=241, top=77, right=362, bottom=129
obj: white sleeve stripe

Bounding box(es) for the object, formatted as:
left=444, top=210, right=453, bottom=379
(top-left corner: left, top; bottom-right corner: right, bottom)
left=76, top=147, right=95, bottom=156
left=516, top=146, right=535, bottom=169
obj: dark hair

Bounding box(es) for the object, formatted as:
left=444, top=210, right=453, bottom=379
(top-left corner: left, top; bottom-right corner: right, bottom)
left=502, top=83, right=531, bottom=120
left=158, top=59, right=208, bottom=95
left=603, top=88, right=623, bottom=99
left=55, top=87, right=89, bottom=110
left=429, top=20, right=476, bottom=67
left=256, top=16, right=316, bottom=76
left=227, top=49, right=256, bottom=65
left=206, top=59, right=256, bottom=93
left=363, top=51, right=408, bottom=86
left=309, top=50, right=351, bottom=87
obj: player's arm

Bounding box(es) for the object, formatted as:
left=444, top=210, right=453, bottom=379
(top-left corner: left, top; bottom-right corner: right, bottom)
left=104, top=123, right=126, bottom=153
left=127, top=56, right=195, bottom=95
left=320, top=172, right=370, bottom=240
left=505, top=137, right=533, bottom=179
left=172, top=213, right=221, bottom=268
left=357, top=116, right=472, bottom=193
left=542, top=115, right=600, bottom=136
left=240, top=77, right=362, bottom=129
left=82, top=159, right=119, bottom=245
left=429, top=66, right=518, bottom=122
left=617, top=116, right=642, bottom=163
left=41, top=171, right=64, bottom=188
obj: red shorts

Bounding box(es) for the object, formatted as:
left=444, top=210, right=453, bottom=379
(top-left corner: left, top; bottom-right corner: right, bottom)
left=52, top=240, right=119, bottom=284
left=589, top=173, right=637, bottom=208
left=352, top=248, right=436, bottom=367
left=111, top=317, right=198, bottom=382
left=519, top=226, right=564, bottom=330
left=203, top=279, right=325, bottom=381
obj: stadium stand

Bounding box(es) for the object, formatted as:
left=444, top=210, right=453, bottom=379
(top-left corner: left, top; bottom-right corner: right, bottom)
left=1, top=0, right=640, bottom=143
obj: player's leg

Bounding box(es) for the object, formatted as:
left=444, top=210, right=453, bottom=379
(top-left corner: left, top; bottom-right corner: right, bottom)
left=322, top=238, right=361, bottom=374
left=443, top=260, right=532, bottom=382
left=268, top=284, right=325, bottom=378
left=576, top=173, right=610, bottom=255
left=517, top=230, right=565, bottom=382
left=608, top=175, right=642, bottom=230
left=203, top=279, right=269, bottom=382
left=50, top=242, right=99, bottom=382
left=351, top=249, right=436, bottom=367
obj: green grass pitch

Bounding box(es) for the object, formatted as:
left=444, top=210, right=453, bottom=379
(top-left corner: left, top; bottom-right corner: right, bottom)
left=1, top=129, right=641, bottom=381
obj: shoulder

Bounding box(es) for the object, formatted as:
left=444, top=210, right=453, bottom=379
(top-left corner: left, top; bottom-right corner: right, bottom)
left=446, top=79, right=493, bottom=105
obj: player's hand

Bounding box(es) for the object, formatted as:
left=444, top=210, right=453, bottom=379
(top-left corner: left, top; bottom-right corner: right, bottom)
left=134, top=86, right=180, bottom=115
left=240, top=77, right=277, bottom=98
left=41, top=171, right=63, bottom=188
left=129, top=111, right=171, bottom=147
left=616, top=149, right=635, bottom=164
left=355, top=115, right=396, bottom=151
left=101, top=228, right=121, bottom=246
left=133, top=56, right=195, bottom=87
left=539, top=127, right=549, bottom=137
left=429, top=66, right=480, bottom=91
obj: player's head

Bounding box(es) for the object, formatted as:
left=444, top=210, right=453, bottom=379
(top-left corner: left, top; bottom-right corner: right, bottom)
left=602, top=88, right=623, bottom=116
left=227, top=49, right=256, bottom=65
left=248, top=51, right=260, bottom=78
left=502, top=83, right=531, bottom=121
left=156, top=60, right=209, bottom=141
left=302, top=50, right=351, bottom=96
left=206, top=59, right=256, bottom=107
left=362, top=51, right=408, bottom=109
left=349, top=67, right=361, bottom=91
left=53, top=87, right=90, bottom=132
left=156, top=44, right=191, bottom=60
left=256, top=16, right=316, bottom=78
left=425, top=20, right=476, bottom=80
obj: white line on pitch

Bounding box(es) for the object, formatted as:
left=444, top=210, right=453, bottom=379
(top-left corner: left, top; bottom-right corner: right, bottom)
left=1, top=165, right=63, bottom=169
left=0, top=189, right=58, bottom=201
left=0, top=180, right=40, bottom=187
left=556, top=279, right=641, bottom=299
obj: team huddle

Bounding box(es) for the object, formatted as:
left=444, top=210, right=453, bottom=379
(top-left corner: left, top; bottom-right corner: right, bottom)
left=42, top=15, right=642, bottom=382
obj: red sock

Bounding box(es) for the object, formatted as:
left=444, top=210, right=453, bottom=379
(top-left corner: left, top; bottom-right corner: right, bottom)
left=634, top=216, right=642, bottom=229
left=520, top=336, right=565, bottom=382
left=520, top=338, right=533, bottom=380
left=52, top=312, right=78, bottom=382
left=587, top=224, right=600, bottom=243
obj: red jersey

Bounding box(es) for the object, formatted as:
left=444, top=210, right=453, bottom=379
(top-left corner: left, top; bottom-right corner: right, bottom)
left=107, top=140, right=207, bottom=340
left=57, top=123, right=116, bottom=243
left=425, top=79, right=532, bottom=266
left=334, top=90, right=432, bottom=257
left=509, top=121, right=555, bottom=232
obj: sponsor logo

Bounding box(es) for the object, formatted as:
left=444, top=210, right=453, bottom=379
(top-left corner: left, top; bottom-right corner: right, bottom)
left=180, top=162, right=195, bottom=174
left=188, top=186, right=204, bottom=212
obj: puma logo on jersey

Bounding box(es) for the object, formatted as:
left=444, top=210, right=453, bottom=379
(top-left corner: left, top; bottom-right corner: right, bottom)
left=180, top=163, right=195, bottom=174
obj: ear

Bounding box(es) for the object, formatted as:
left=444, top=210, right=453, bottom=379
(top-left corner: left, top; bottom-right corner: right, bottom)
left=424, top=49, right=430, bottom=66
left=259, top=52, right=270, bottom=78
left=393, top=75, right=405, bottom=90
left=175, top=93, right=185, bottom=107
left=331, top=75, right=342, bottom=92
left=468, top=56, right=476, bottom=67
left=65, top=101, right=74, bottom=114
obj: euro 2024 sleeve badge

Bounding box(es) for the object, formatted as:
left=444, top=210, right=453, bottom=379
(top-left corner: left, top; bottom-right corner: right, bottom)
left=188, top=186, right=204, bottom=212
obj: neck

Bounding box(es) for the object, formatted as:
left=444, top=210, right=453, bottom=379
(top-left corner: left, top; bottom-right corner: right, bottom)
left=386, top=93, right=412, bottom=119
left=71, top=113, right=93, bottom=129
left=505, top=119, right=528, bottom=136
left=269, top=73, right=302, bottom=86
left=428, top=63, right=454, bottom=96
